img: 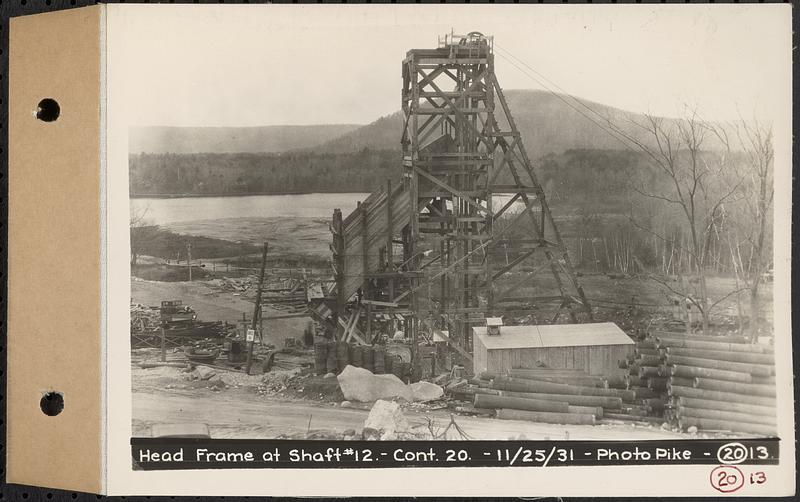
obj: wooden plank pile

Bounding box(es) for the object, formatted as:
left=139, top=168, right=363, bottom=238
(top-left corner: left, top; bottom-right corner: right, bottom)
left=621, top=330, right=776, bottom=435
left=451, top=368, right=657, bottom=426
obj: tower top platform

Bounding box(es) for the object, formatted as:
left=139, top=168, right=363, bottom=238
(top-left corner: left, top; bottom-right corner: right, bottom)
left=405, top=31, right=493, bottom=61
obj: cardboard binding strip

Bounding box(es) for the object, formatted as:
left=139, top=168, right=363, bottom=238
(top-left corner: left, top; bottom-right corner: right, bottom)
left=8, top=6, right=103, bottom=493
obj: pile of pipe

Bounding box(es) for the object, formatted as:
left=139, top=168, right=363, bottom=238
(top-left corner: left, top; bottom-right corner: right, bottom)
left=450, top=368, right=654, bottom=426
left=623, top=330, right=775, bottom=436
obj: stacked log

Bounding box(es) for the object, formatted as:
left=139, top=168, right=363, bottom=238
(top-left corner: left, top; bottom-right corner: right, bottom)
left=650, top=331, right=777, bottom=436
left=616, top=330, right=778, bottom=434
left=458, top=368, right=623, bottom=424
left=598, top=332, right=670, bottom=424
left=450, top=330, right=775, bottom=435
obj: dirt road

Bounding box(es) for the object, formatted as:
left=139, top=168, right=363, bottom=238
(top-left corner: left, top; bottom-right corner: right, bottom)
left=132, top=388, right=685, bottom=441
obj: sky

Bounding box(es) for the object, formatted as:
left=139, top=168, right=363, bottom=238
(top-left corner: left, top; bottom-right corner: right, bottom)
left=108, top=4, right=792, bottom=128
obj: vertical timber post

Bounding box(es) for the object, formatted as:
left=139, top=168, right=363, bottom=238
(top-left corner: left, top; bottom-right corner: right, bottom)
left=245, top=241, right=269, bottom=375
left=409, top=52, right=421, bottom=376
left=160, top=325, right=166, bottom=362
left=361, top=202, right=370, bottom=342
left=332, top=209, right=345, bottom=340
left=386, top=181, right=395, bottom=338
left=187, top=242, right=192, bottom=282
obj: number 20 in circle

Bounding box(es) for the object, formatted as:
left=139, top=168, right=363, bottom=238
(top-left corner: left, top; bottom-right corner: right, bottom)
left=710, top=466, right=745, bottom=493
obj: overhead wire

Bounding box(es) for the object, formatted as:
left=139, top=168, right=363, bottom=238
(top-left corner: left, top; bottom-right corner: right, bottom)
left=493, top=43, right=650, bottom=157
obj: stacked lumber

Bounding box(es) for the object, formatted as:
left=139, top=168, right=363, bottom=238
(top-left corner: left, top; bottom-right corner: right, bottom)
left=651, top=331, right=777, bottom=436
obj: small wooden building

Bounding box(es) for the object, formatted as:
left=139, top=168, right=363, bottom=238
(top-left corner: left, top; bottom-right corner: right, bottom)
left=472, top=322, right=634, bottom=378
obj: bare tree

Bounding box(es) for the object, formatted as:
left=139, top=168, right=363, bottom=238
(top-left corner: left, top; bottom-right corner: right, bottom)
left=130, top=206, right=160, bottom=267
left=625, top=111, right=745, bottom=333
left=719, top=119, right=774, bottom=341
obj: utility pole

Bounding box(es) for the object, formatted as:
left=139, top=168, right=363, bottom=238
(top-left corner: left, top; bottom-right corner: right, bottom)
left=160, top=325, right=166, bottom=362
left=245, top=241, right=269, bottom=375
left=187, top=242, right=193, bottom=282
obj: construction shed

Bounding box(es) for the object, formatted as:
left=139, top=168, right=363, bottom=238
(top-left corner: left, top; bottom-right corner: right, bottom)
left=472, top=322, right=634, bottom=378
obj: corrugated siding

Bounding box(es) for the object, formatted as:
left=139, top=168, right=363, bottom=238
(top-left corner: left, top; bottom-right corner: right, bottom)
left=341, top=183, right=411, bottom=299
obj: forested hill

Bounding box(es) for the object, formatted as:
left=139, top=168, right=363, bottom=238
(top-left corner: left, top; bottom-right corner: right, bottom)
left=129, top=90, right=713, bottom=200
left=129, top=148, right=650, bottom=211
left=130, top=124, right=361, bottom=154
left=309, top=90, right=709, bottom=157
left=129, top=150, right=399, bottom=196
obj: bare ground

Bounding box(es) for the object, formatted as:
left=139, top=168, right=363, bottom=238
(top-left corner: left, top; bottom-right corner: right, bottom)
left=131, top=277, right=310, bottom=346
left=131, top=366, right=687, bottom=441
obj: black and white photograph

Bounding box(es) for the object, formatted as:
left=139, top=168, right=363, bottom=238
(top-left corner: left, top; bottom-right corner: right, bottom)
left=122, top=5, right=789, bottom=448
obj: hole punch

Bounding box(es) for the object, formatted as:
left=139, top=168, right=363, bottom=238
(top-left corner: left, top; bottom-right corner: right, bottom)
left=36, top=98, right=60, bottom=122
left=40, top=391, right=64, bottom=417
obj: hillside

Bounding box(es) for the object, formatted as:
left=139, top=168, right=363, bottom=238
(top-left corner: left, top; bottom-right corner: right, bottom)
left=129, top=124, right=361, bottom=154
left=129, top=90, right=727, bottom=198
left=311, top=90, right=726, bottom=157
left=312, top=90, right=644, bottom=156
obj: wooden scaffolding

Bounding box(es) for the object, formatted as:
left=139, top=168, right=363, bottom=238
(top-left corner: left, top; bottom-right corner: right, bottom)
left=330, top=32, right=592, bottom=374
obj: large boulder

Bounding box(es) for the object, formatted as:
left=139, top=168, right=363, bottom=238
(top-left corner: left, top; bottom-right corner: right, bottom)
left=409, top=381, right=444, bottom=402
left=194, top=366, right=216, bottom=380
left=337, top=365, right=413, bottom=402
left=362, top=400, right=410, bottom=440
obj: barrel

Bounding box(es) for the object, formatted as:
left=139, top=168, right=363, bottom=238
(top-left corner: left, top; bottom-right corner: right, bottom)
left=325, top=341, right=337, bottom=374
left=349, top=344, right=363, bottom=368
left=362, top=346, right=375, bottom=372
left=335, top=341, right=349, bottom=373
left=383, top=353, right=394, bottom=375
left=373, top=347, right=385, bottom=374
left=314, top=340, right=329, bottom=375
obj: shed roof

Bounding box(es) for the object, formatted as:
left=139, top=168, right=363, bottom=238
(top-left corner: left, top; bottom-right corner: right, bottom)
left=473, top=322, right=634, bottom=350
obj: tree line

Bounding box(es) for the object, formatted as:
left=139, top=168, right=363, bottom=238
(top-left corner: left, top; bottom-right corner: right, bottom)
left=129, top=149, right=400, bottom=195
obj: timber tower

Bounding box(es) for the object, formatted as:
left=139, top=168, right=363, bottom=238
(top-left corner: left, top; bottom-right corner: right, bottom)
left=329, top=32, right=592, bottom=375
